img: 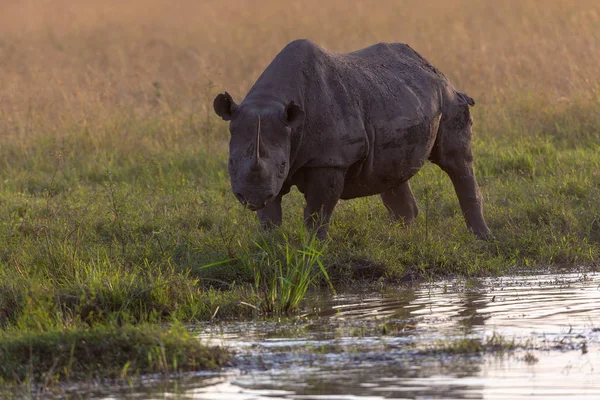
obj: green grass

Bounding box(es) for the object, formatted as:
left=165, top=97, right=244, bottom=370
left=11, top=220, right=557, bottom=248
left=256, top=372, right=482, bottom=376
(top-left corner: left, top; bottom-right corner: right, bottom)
left=0, top=323, right=229, bottom=389
left=2, top=96, right=600, bottom=312
left=239, top=228, right=334, bottom=315
left=1, top=93, right=599, bottom=386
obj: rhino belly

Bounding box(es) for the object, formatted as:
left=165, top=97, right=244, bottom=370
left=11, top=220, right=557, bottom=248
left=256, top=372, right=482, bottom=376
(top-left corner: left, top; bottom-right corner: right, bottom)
left=339, top=155, right=423, bottom=199
left=340, top=115, right=439, bottom=199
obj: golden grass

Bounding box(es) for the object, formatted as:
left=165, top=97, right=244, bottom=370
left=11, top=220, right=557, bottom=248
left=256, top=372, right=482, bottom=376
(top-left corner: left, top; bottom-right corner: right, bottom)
left=1, top=0, right=599, bottom=134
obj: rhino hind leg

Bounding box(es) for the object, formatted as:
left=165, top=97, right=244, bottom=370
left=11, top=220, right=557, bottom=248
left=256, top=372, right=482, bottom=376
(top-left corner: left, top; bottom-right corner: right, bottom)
left=380, top=181, right=419, bottom=225
left=440, top=161, right=492, bottom=240
left=430, top=109, right=492, bottom=240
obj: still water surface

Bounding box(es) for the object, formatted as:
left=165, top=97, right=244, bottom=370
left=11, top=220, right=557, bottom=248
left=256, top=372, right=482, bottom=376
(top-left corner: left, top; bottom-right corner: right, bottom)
left=99, top=271, right=600, bottom=399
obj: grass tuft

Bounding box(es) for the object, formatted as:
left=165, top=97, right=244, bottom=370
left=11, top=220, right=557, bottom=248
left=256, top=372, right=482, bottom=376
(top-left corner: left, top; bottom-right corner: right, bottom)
left=237, top=227, right=334, bottom=315
left=0, top=324, right=229, bottom=386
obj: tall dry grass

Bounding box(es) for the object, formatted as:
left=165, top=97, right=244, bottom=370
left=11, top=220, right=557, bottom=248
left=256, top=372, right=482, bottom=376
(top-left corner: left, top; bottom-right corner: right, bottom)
left=0, top=0, right=599, bottom=135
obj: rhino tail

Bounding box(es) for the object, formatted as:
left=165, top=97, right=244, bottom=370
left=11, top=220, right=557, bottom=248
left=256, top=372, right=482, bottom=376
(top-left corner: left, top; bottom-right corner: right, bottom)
left=456, top=91, right=475, bottom=107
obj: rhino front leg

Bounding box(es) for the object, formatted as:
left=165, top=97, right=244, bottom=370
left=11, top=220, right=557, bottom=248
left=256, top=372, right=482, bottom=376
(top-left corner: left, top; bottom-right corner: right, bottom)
left=303, top=168, right=346, bottom=239
left=430, top=105, right=492, bottom=240
left=380, top=181, right=419, bottom=225
left=257, top=195, right=283, bottom=229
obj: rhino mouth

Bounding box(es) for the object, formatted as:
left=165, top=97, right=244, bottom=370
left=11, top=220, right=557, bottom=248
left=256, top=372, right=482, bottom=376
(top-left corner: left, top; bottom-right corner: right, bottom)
left=234, top=192, right=275, bottom=211
left=246, top=203, right=265, bottom=211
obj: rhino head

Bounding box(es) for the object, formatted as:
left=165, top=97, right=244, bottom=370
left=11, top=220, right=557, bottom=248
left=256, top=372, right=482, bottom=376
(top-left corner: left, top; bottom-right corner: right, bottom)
left=213, top=92, right=304, bottom=211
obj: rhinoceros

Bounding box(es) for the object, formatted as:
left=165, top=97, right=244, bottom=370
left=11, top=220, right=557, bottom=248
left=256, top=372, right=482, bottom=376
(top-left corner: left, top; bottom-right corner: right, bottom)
left=213, top=39, right=491, bottom=239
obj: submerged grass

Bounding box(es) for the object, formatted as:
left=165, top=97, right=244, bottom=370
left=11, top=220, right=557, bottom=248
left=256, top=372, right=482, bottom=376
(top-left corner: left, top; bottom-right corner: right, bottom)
left=424, top=334, right=518, bottom=356
left=0, top=0, right=599, bottom=388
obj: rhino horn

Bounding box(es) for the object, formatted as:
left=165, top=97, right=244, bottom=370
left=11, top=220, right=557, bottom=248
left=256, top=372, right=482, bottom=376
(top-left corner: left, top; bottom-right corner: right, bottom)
left=252, top=115, right=261, bottom=170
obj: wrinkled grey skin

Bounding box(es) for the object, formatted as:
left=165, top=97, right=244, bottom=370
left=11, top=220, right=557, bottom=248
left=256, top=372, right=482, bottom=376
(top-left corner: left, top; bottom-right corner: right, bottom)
left=214, top=39, right=491, bottom=239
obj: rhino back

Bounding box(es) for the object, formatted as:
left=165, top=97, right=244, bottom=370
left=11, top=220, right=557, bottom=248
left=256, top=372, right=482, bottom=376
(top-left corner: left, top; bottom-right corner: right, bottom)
left=244, top=40, right=456, bottom=197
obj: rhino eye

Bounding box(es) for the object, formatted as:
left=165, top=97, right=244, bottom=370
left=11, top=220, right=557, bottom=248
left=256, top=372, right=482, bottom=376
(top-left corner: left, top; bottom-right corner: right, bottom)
left=278, top=162, right=286, bottom=174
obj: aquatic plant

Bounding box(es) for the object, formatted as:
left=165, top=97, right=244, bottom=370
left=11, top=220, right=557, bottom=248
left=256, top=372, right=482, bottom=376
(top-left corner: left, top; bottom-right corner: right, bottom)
left=425, top=333, right=517, bottom=355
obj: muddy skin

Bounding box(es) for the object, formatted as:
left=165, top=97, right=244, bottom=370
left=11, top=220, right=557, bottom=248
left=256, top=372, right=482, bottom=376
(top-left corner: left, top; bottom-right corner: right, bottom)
left=214, top=39, right=491, bottom=240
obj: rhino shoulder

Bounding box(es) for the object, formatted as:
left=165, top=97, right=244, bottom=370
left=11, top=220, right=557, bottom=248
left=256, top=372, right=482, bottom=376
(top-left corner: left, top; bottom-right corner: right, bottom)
left=280, top=39, right=324, bottom=57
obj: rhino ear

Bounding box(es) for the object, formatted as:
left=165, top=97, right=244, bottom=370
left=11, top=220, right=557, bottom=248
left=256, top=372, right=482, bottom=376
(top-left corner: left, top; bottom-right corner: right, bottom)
left=213, top=92, right=238, bottom=121
left=282, top=101, right=304, bottom=129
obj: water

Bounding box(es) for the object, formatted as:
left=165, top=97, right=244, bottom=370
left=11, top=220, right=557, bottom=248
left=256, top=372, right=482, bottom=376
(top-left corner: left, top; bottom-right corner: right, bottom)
left=80, top=271, right=600, bottom=399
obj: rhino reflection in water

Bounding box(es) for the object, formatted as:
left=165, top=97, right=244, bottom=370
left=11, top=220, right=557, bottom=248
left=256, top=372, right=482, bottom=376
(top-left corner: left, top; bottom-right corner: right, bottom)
left=214, top=39, right=491, bottom=240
